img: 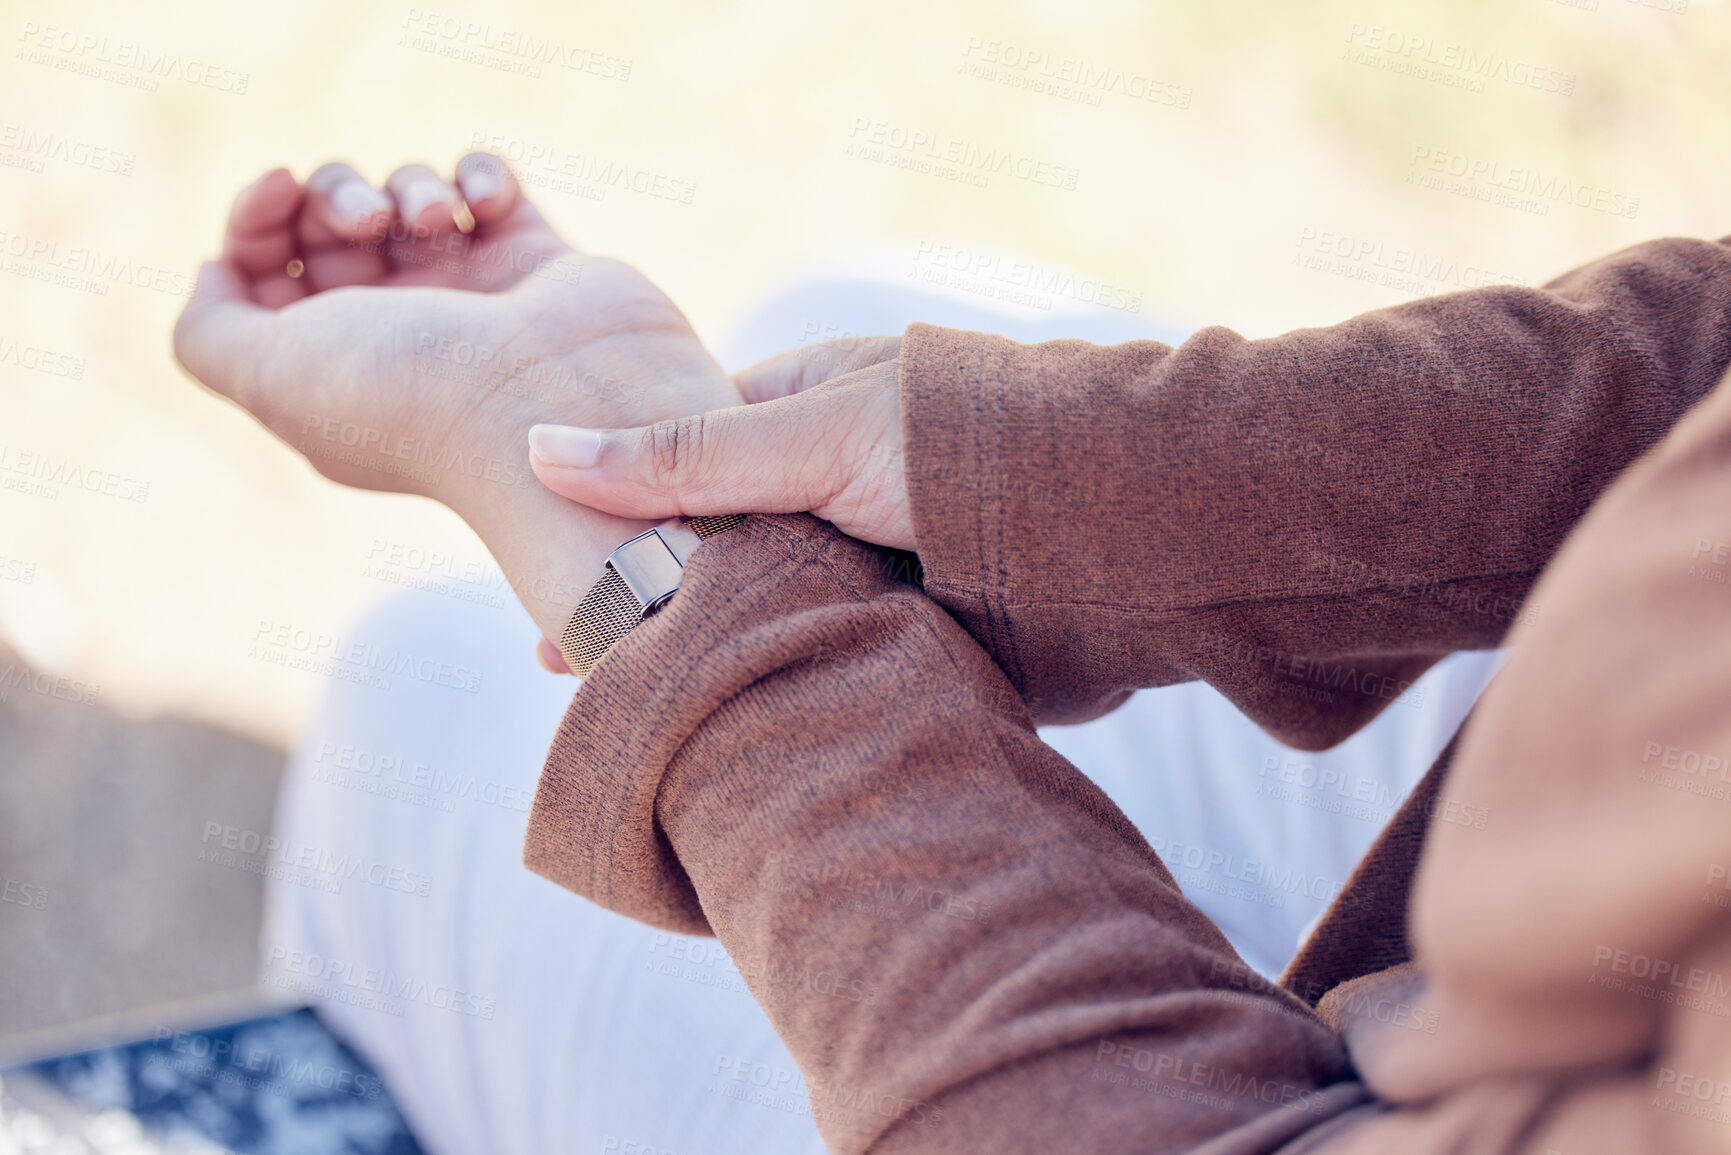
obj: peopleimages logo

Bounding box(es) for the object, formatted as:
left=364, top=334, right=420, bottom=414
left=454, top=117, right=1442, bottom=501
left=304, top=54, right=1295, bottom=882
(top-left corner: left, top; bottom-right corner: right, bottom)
left=1, top=876, right=49, bottom=910
left=1407, top=145, right=1639, bottom=220
left=14, top=21, right=250, bottom=94
left=0, top=662, right=100, bottom=707
left=845, top=117, right=1081, bottom=191
left=148, top=1027, right=385, bottom=1102
left=1342, top=22, right=1575, bottom=97
left=312, top=741, right=531, bottom=814
left=0, top=123, right=135, bottom=176
left=1147, top=835, right=1347, bottom=906
left=1689, top=537, right=1731, bottom=593
left=300, top=413, right=532, bottom=490
left=762, top=850, right=991, bottom=923
left=249, top=618, right=486, bottom=694
left=262, top=945, right=497, bottom=1020
left=1293, top=227, right=1522, bottom=292
left=958, top=37, right=1192, bottom=111
left=909, top=241, right=1143, bottom=314
left=0, top=442, right=148, bottom=503
left=1640, top=740, right=1731, bottom=783
left=0, top=226, right=194, bottom=299
left=1091, top=1042, right=1334, bottom=1113
left=200, top=821, right=434, bottom=897
left=1589, top=944, right=1731, bottom=1016
left=466, top=131, right=694, bottom=205
left=1257, top=755, right=1401, bottom=819
left=400, top=10, right=632, bottom=81
left=0, top=336, right=85, bottom=378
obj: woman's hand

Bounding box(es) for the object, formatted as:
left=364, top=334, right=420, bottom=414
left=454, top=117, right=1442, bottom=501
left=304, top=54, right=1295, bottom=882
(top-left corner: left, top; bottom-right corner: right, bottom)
left=173, top=154, right=741, bottom=519
left=526, top=335, right=916, bottom=551
left=173, top=155, right=745, bottom=647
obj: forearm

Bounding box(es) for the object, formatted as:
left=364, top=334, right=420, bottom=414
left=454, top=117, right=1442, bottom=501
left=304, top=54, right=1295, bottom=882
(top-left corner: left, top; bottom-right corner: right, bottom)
left=902, top=235, right=1731, bottom=743
left=524, top=514, right=1363, bottom=1154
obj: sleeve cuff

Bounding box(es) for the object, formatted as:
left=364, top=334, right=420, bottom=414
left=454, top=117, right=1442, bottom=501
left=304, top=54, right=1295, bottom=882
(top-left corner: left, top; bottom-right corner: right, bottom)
left=521, top=512, right=910, bottom=932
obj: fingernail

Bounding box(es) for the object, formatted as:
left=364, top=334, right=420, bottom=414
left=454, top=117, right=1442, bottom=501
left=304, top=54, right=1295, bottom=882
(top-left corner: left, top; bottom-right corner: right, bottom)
left=399, top=177, right=454, bottom=225
left=332, top=180, right=390, bottom=229
left=529, top=424, right=603, bottom=468
left=462, top=165, right=502, bottom=204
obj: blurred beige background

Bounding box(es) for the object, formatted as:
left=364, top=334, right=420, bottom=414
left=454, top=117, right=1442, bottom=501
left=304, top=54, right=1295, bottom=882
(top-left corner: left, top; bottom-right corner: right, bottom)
left=0, top=0, right=1725, bottom=1100
left=1, top=0, right=1725, bottom=748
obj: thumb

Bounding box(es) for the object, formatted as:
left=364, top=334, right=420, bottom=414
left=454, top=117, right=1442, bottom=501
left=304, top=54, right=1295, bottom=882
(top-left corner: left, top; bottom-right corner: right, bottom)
left=173, top=260, right=276, bottom=406
left=528, top=387, right=859, bottom=522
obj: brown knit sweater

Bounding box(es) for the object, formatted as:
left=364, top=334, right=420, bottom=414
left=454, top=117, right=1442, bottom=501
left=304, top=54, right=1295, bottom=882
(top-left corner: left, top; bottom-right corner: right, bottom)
left=524, top=236, right=1731, bottom=1153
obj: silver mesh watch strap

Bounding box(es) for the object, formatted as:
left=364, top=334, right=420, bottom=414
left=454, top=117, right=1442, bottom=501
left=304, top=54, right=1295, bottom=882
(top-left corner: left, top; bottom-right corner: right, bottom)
left=556, top=514, right=744, bottom=677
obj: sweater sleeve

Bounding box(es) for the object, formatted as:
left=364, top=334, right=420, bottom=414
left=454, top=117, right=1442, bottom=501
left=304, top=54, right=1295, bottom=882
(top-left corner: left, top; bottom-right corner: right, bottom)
left=900, top=235, right=1731, bottom=743
left=524, top=513, right=1366, bottom=1155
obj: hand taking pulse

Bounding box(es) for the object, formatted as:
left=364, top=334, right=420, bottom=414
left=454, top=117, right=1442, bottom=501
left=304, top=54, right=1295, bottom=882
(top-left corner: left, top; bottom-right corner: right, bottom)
left=527, top=333, right=915, bottom=552
left=520, top=334, right=915, bottom=675
left=174, top=154, right=743, bottom=652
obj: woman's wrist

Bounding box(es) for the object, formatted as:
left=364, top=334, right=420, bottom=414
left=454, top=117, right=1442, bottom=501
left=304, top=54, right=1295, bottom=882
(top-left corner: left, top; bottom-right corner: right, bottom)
left=438, top=372, right=762, bottom=640
left=443, top=433, right=656, bottom=642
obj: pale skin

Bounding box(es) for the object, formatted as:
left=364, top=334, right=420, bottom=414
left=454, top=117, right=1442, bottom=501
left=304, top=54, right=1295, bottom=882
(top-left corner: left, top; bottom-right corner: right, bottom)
left=174, top=154, right=914, bottom=674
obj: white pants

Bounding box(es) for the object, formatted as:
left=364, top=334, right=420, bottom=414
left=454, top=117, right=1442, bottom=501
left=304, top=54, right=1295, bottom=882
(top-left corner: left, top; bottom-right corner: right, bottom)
left=263, top=265, right=1501, bottom=1155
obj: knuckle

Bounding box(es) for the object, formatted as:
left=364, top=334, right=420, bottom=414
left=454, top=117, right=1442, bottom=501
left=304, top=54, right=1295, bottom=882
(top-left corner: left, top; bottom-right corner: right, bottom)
left=308, top=161, right=358, bottom=188
left=387, top=162, right=436, bottom=188
left=645, top=413, right=710, bottom=492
